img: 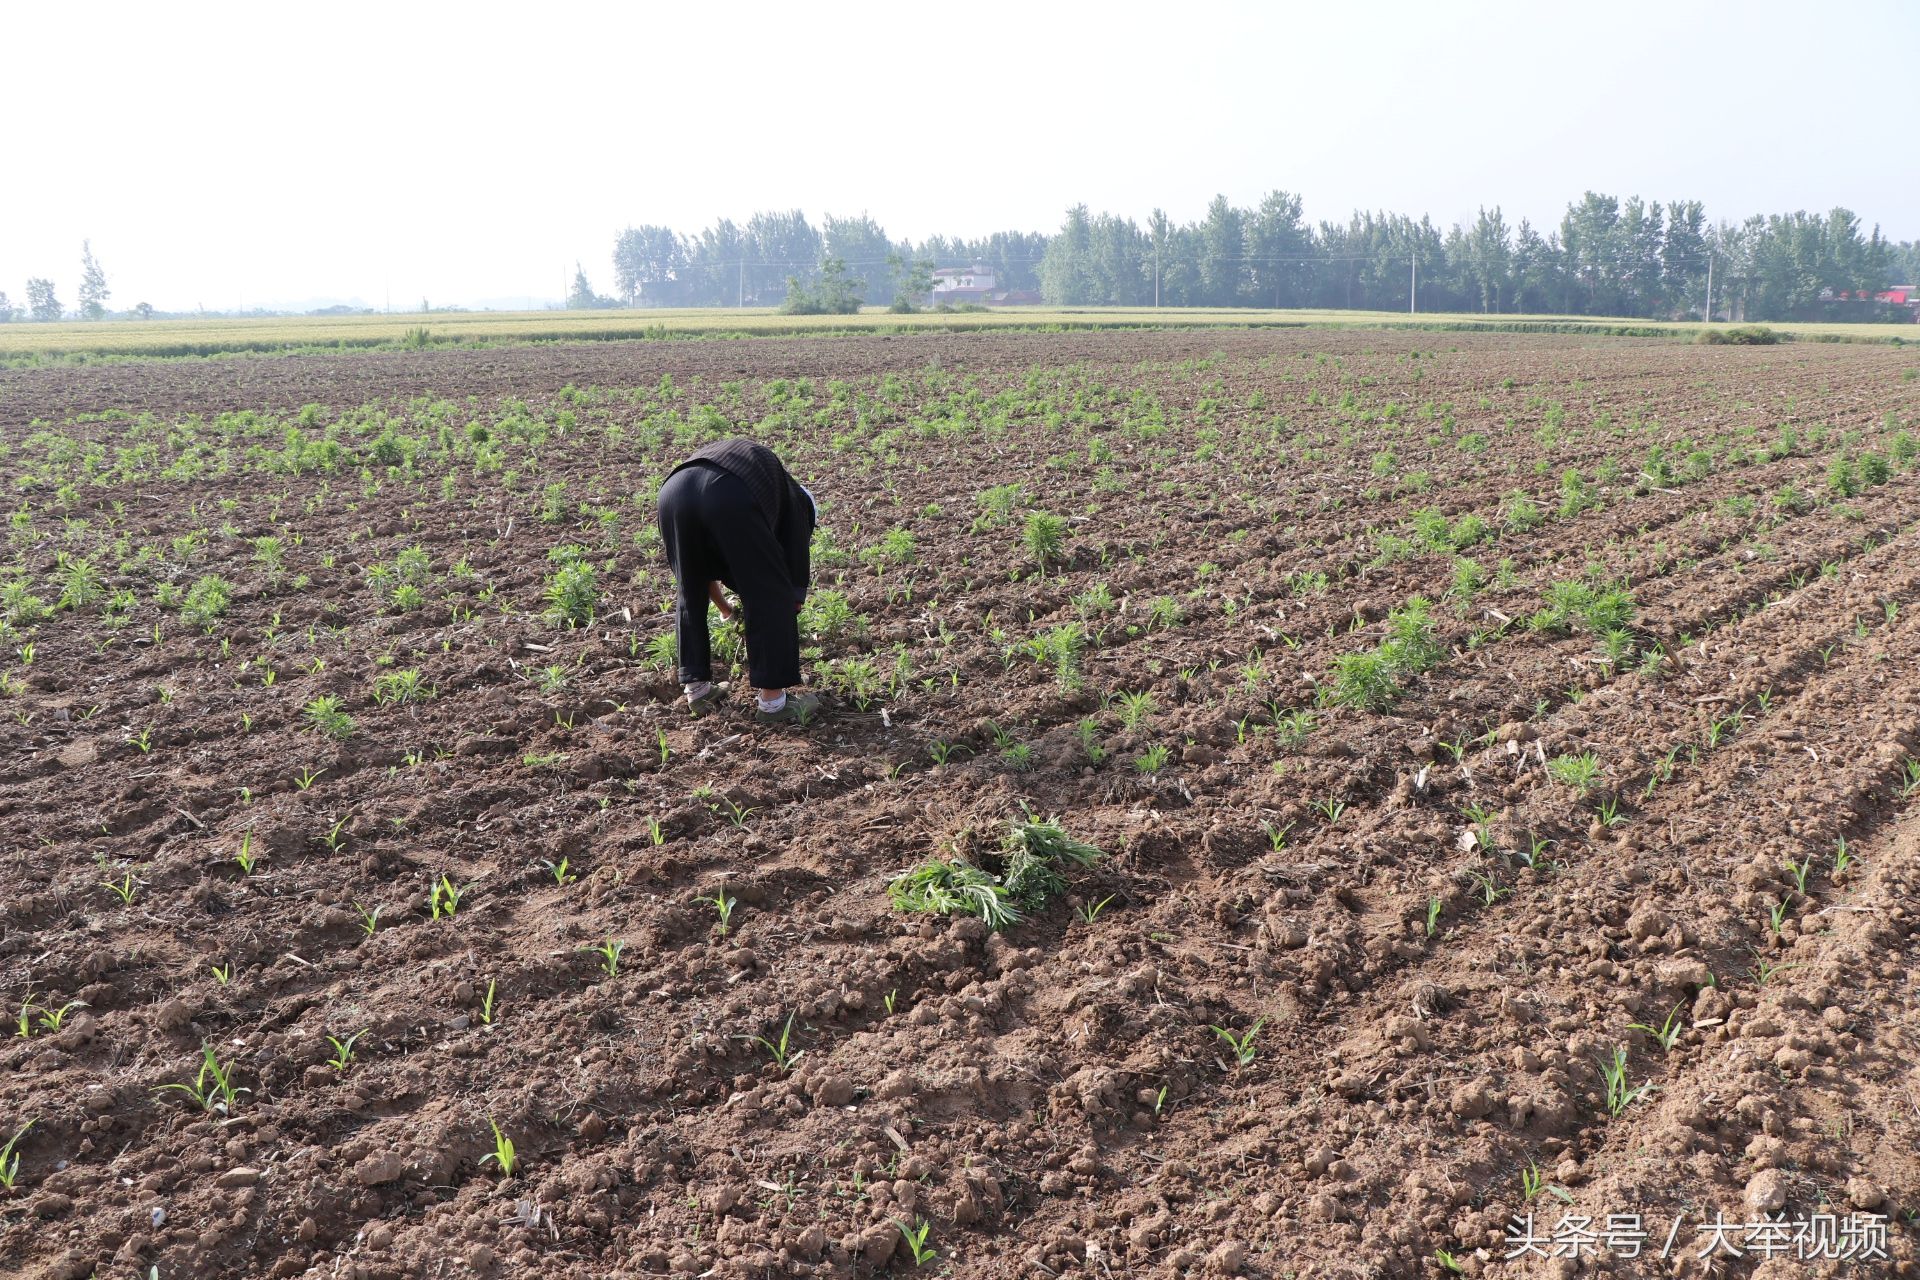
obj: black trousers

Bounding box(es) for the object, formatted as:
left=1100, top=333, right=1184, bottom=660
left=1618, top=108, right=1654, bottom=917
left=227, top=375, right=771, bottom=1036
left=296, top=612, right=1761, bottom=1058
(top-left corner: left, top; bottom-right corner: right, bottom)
left=656, top=463, right=802, bottom=690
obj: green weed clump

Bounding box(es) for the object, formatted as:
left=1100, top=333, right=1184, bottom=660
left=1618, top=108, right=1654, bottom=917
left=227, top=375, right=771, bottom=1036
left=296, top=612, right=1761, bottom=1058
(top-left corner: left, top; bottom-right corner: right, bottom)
left=888, top=813, right=1104, bottom=930
left=543, top=560, right=598, bottom=628
left=1325, top=596, right=1442, bottom=711
left=1695, top=325, right=1777, bottom=345
left=1531, top=579, right=1636, bottom=634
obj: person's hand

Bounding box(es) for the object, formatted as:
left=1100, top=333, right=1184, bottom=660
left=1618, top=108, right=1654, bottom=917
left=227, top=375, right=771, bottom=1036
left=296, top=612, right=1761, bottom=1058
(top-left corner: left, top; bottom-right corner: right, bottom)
left=707, top=581, right=733, bottom=620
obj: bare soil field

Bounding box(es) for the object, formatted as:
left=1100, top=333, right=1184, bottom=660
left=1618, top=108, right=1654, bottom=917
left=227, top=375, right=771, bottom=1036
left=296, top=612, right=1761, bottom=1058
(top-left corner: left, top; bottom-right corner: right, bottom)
left=1, top=329, right=1918, bottom=1280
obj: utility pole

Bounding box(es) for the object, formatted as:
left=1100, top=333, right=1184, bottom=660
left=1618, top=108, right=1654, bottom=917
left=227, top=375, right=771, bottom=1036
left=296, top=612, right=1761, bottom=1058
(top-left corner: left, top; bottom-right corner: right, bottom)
left=737, top=258, right=745, bottom=309
left=1704, top=253, right=1713, bottom=323
left=1154, top=241, right=1160, bottom=308
left=1409, top=255, right=1417, bottom=314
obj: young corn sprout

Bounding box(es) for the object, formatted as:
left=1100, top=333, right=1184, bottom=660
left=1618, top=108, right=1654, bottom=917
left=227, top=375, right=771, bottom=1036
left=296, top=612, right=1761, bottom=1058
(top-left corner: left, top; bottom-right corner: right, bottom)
left=154, top=1043, right=249, bottom=1114
left=479, top=1118, right=517, bottom=1179
left=1211, top=1018, right=1265, bottom=1068
left=0, top=1121, right=31, bottom=1190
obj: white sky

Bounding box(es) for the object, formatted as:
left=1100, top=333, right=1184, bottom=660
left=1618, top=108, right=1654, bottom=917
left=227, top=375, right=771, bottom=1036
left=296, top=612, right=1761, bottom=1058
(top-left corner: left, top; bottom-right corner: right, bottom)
left=8, top=0, right=1915, bottom=312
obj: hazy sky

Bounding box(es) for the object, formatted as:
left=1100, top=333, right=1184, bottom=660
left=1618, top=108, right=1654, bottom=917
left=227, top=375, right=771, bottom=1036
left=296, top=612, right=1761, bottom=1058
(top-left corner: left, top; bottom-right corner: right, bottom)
left=9, top=1, right=1915, bottom=311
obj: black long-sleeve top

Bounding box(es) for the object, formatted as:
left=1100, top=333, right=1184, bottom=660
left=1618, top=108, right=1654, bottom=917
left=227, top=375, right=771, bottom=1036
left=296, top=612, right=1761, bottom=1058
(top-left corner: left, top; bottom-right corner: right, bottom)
left=670, top=438, right=815, bottom=603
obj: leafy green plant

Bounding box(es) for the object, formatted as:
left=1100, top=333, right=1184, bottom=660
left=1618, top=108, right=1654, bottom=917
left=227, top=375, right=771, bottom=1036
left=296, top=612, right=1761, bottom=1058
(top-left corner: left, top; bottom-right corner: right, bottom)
left=1074, top=894, right=1116, bottom=924
left=543, top=561, right=598, bottom=628
left=751, top=1010, right=803, bottom=1072
left=1628, top=1006, right=1684, bottom=1052
left=100, top=870, right=138, bottom=904
left=303, top=694, right=355, bottom=740
left=1113, top=689, right=1157, bottom=730
left=155, top=1043, right=248, bottom=1113
left=35, top=1001, right=79, bottom=1033
left=889, top=860, right=1020, bottom=929
left=0, top=1121, right=31, bottom=1190
left=895, top=1217, right=937, bottom=1266
left=1600, top=1046, right=1653, bottom=1114
left=587, top=938, right=625, bottom=977
left=1133, top=743, right=1170, bottom=774
left=479, top=1118, right=517, bottom=1179
left=1021, top=511, right=1068, bottom=574
left=233, top=830, right=261, bottom=875
left=1211, top=1018, right=1265, bottom=1067
left=706, top=889, right=737, bottom=935
left=325, top=1030, right=367, bottom=1073
left=427, top=874, right=469, bottom=920
left=182, top=574, right=232, bottom=624
left=1546, top=752, right=1602, bottom=793
left=1075, top=717, right=1108, bottom=764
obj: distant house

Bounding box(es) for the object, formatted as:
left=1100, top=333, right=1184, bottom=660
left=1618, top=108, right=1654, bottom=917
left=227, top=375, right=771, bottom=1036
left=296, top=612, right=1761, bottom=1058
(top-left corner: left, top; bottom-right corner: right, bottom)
left=930, top=264, right=1041, bottom=307
left=1817, top=286, right=1919, bottom=321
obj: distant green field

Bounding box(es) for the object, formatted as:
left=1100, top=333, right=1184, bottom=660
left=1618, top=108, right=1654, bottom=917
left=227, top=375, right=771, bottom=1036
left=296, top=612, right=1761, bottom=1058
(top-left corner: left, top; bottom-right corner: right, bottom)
left=1, top=305, right=1911, bottom=359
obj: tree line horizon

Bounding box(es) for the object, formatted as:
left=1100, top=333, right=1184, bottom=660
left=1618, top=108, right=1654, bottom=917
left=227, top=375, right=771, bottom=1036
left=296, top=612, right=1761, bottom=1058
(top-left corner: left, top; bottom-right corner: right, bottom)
left=8, top=194, right=1916, bottom=324
left=603, top=192, right=1918, bottom=323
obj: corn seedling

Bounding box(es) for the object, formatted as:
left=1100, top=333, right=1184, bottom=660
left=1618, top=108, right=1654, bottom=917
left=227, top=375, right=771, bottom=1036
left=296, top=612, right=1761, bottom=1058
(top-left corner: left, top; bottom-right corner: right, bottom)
left=1899, top=759, right=1920, bottom=799
left=1784, top=858, right=1811, bottom=895
left=479, top=978, right=498, bottom=1024
left=1768, top=899, right=1789, bottom=935
left=0, top=1121, right=31, bottom=1190
left=751, top=1010, right=803, bottom=1073
left=428, top=875, right=469, bottom=920
left=544, top=857, right=577, bottom=885
left=325, top=1029, right=366, bottom=1073
left=12, top=999, right=32, bottom=1039
left=1074, top=894, right=1116, bottom=924
left=1750, top=951, right=1798, bottom=985
left=353, top=901, right=382, bottom=937
left=35, top=1001, right=78, bottom=1033
left=707, top=890, right=736, bottom=935
left=101, top=870, right=137, bottom=905
left=211, top=962, right=232, bottom=985
left=155, top=1043, right=248, bottom=1113
left=293, top=766, right=324, bottom=790
left=1519, top=1161, right=1573, bottom=1204
left=1628, top=1005, right=1685, bottom=1052
left=1211, top=1018, right=1264, bottom=1067
left=1314, top=794, right=1346, bottom=824
left=233, top=830, right=261, bottom=875
left=883, top=989, right=897, bottom=1015
left=1600, top=1046, right=1653, bottom=1114
left=1133, top=743, right=1170, bottom=774
left=895, top=1217, right=937, bottom=1266
left=1466, top=870, right=1509, bottom=905
left=479, top=1118, right=517, bottom=1179
left=1436, top=1250, right=1464, bottom=1274
left=1261, top=819, right=1293, bottom=852
left=586, top=938, right=625, bottom=977
left=1833, top=837, right=1854, bottom=875
left=318, top=814, right=350, bottom=853
left=1425, top=896, right=1444, bottom=936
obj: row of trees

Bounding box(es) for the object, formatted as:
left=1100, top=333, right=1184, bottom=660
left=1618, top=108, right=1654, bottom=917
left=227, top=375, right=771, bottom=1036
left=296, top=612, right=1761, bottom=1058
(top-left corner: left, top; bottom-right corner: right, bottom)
left=0, top=242, right=115, bottom=322
left=606, top=197, right=1917, bottom=322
